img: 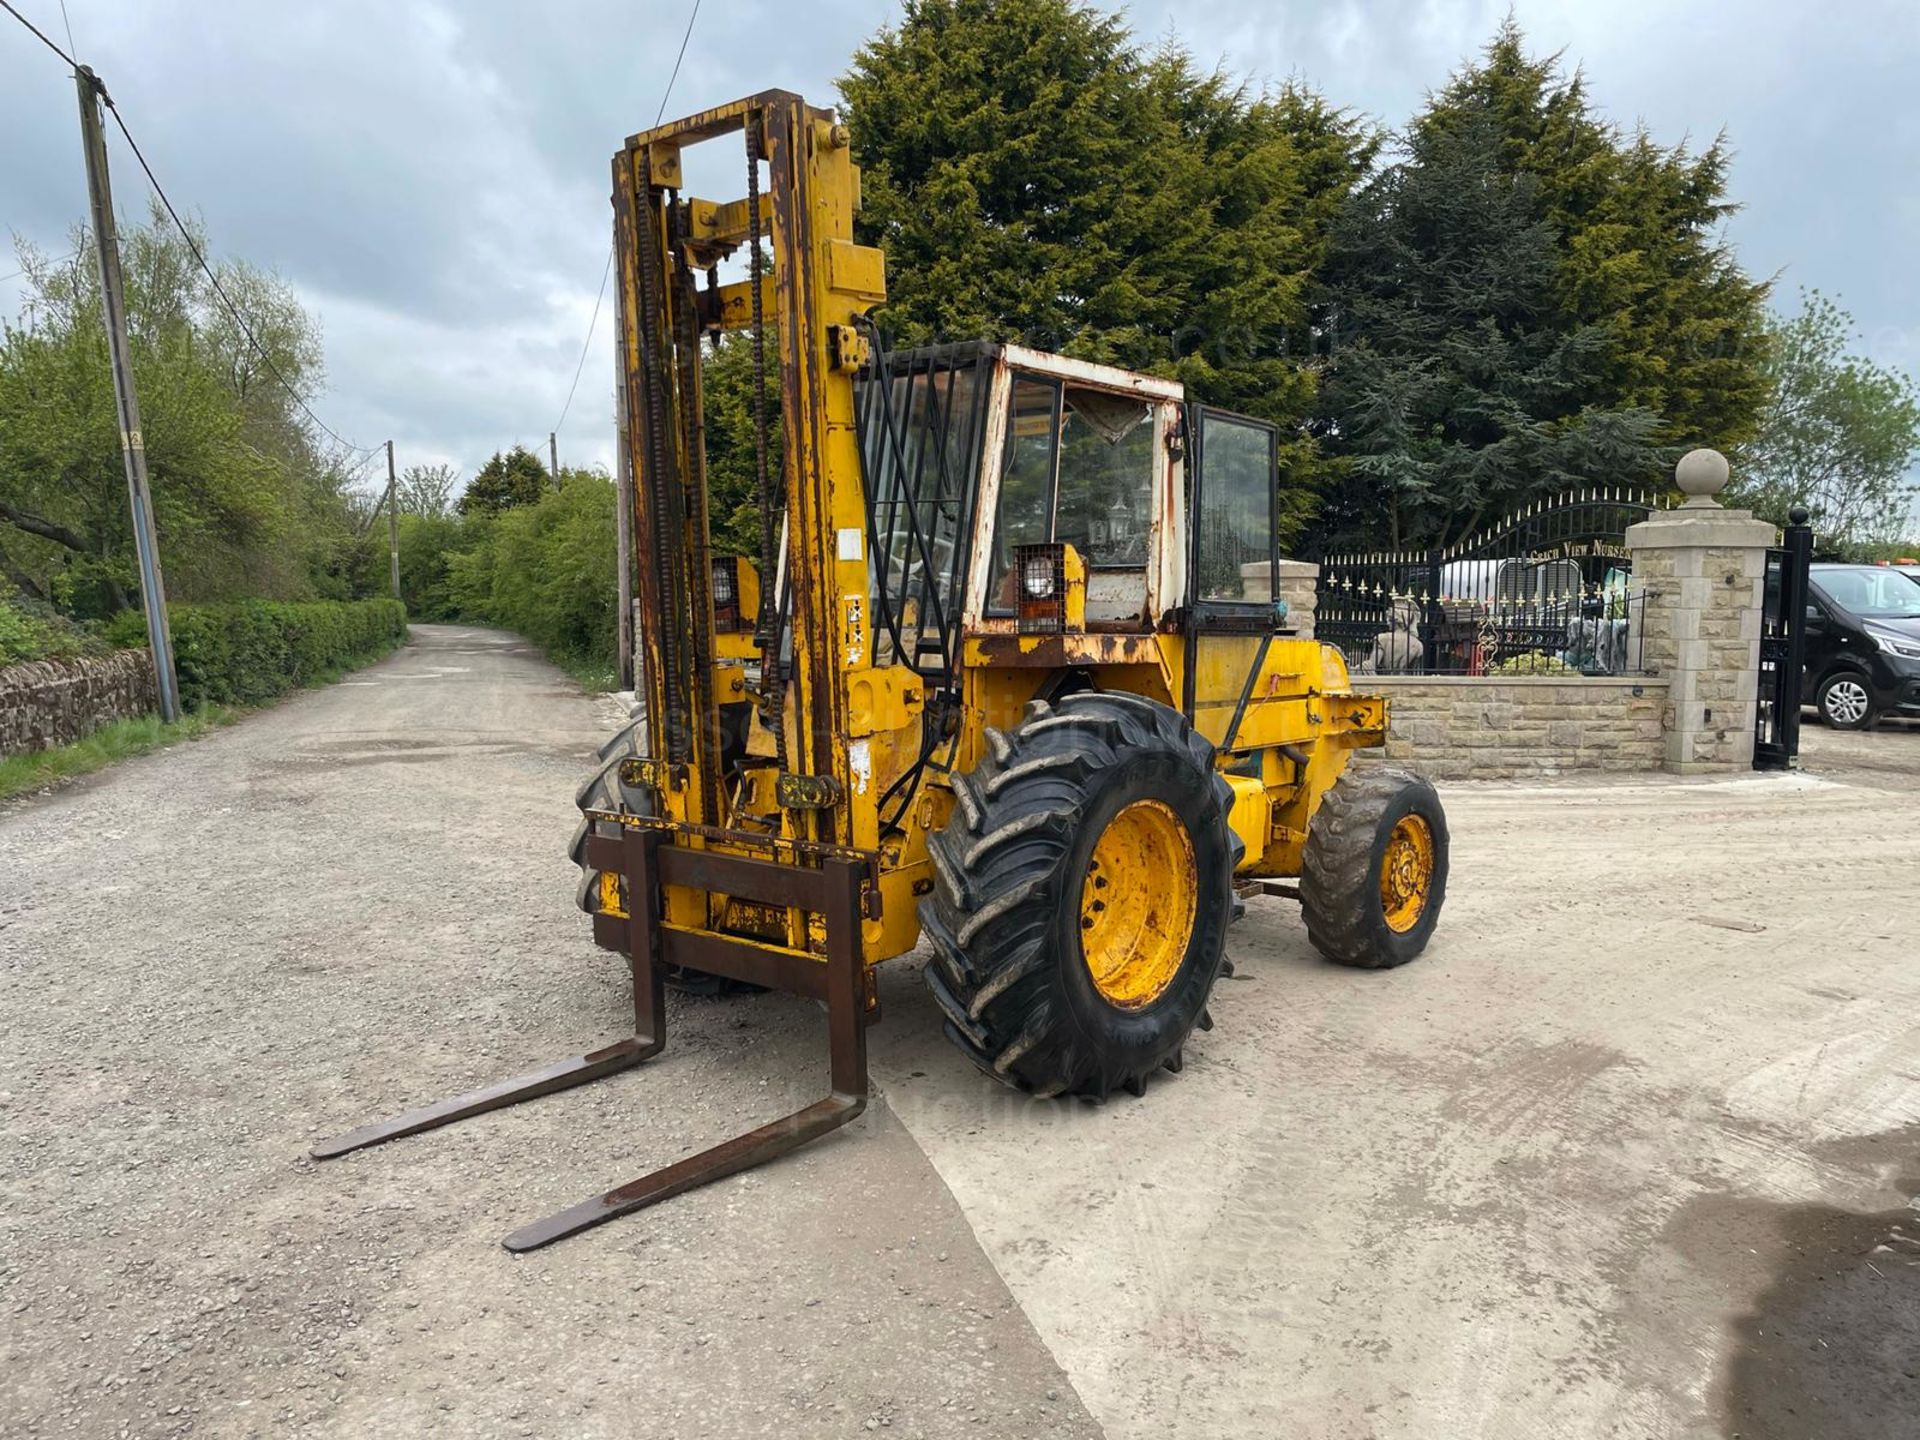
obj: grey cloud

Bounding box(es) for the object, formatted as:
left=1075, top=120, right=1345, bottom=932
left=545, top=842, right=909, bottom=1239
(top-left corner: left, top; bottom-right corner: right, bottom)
left=3, top=0, right=1915, bottom=489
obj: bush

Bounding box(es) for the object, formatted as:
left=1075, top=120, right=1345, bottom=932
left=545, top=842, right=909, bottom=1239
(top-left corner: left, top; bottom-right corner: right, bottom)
left=0, top=598, right=112, bottom=667
left=441, top=473, right=619, bottom=679
left=484, top=473, right=619, bottom=669
left=107, top=597, right=407, bottom=709
left=396, top=511, right=489, bottom=621
left=1491, top=652, right=1577, bottom=676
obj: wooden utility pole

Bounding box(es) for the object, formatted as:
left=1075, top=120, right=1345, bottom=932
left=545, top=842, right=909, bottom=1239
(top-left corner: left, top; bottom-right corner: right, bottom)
left=384, top=440, right=401, bottom=600
left=612, top=281, right=635, bottom=690
left=75, top=65, right=180, bottom=723
left=549, top=431, right=560, bottom=488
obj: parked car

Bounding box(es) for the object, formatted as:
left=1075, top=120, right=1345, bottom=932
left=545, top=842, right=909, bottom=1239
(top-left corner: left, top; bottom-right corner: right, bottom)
left=1802, top=564, right=1920, bottom=728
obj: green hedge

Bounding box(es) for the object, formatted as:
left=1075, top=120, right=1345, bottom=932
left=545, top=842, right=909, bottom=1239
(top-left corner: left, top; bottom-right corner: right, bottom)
left=107, top=598, right=407, bottom=710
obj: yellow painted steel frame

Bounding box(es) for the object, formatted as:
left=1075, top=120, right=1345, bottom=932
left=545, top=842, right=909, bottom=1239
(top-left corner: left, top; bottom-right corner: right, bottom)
left=613, top=92, right=928, bottom=966
left=607, top=92, right=1393, bottom=983
left=954, top=631, right=1387, bottom=878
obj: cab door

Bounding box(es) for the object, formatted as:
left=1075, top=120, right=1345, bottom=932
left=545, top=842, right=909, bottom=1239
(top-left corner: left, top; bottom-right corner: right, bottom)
left=1182, top=407, right=1282, bottom=741
left=1185, top=406, right=1279, bottom=624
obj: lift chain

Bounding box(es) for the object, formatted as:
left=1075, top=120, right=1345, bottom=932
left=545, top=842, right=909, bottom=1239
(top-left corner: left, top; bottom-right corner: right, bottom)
left=745, top=113, right=786, bottom=768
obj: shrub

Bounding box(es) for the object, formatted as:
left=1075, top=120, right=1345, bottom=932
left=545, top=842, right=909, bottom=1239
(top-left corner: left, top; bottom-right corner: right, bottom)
left=442, top=473, right=618, bottom=678
left=107, top=597, right=407, bottom=709
left=0, top=598, right=112, bottom=667
left=1491, top=651, right=1577, bottom=676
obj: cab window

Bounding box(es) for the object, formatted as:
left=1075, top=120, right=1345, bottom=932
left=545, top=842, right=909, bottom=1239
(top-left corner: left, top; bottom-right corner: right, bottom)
left=987, top=377, right=1158, bottom=614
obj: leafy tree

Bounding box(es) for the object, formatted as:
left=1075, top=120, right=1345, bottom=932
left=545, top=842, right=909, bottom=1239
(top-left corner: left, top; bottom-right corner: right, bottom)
left=458, top=444, right=549, bottom=515
left=449, top=470, right=618, bottom=668
left=701, top=334, right=783, bottom=558
left=1733, top=291, right=1920, bottom=547
left=1313, top=113, right=1666, bottom=549
left=394, top=511, right=483, bottom=620
left=840, top=0, right=1373, bottom=541
left=398, top=462, right=460, bottom=518
left=0, top=205, right=366, bottom=615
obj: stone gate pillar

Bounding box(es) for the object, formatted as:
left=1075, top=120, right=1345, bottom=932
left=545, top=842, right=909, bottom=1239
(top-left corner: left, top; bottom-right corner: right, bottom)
left=1239, top=559, right=1320, bottom=637
left=1626, top=449, right=1777, bottom=773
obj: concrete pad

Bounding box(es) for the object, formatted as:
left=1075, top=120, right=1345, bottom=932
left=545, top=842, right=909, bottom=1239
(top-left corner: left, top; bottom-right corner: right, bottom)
left=872, top=767, right=1920, bottom=1438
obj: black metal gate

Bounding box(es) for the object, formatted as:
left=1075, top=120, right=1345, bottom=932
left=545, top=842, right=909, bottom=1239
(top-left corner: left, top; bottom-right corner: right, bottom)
left=1314, top=488, right=1654, bottom=676
left=1754, top=507, right=1814, bottom=770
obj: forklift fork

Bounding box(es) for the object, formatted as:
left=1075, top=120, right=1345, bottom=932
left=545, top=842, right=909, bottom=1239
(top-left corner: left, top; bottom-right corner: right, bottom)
left=310, top=828, right=870, bottom=1251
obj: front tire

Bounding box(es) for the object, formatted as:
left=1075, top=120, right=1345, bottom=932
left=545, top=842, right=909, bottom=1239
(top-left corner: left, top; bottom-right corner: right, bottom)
left=1816, top=671, right=1876, bottom=730
left=572, top=706, right=748, bottom=996
left=919, top=692, right=1239, bottom=1099
left=1300, top=766, right=1448, bottom=969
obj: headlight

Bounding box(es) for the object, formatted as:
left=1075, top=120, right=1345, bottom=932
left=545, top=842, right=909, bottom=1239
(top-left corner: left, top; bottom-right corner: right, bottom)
left=711, top=560, right=735, bottom=604
left=1870, top=627, right=1920, bottom=659
left=1021, top=553, right=1056, bottom=600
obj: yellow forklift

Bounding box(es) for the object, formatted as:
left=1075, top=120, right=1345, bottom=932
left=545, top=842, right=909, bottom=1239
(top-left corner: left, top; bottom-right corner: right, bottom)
left=313, top=91, right=1448, bottom=1249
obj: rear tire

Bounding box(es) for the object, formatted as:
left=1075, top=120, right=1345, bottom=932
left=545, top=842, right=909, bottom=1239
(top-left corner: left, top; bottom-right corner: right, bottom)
left=1300, top=766, right=1448, bottom=969
left=919, top=692, right=1239, bottom=1099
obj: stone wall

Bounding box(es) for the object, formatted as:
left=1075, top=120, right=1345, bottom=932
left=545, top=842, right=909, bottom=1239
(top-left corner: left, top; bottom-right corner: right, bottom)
left=1363, top=674, right=1671, bottom=781
left=0, top=649, right=159, bottom=757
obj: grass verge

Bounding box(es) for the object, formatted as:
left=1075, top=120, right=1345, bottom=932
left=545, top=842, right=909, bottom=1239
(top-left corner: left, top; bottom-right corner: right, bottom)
left=0, top=630, right=409, bottom=803
left=554, top=650, right=619, bottom=693
left=0, top=707, right=238, bottom=802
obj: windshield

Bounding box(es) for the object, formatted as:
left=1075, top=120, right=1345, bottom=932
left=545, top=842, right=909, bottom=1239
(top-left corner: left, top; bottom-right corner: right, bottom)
left=1812, top=567, right=1920, bottom=619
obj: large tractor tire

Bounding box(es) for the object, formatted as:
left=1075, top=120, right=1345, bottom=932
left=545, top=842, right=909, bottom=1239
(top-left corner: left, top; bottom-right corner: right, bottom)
left=1299, top=767, right=1448, bottom=969
left=920, top=691, right=1239, bottom=1099
left=572, top=707, right=748, bottom=996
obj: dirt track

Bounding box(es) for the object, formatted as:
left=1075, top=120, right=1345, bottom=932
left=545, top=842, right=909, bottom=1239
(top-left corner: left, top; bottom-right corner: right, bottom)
left=4, top=625, right=1916, bottom=1438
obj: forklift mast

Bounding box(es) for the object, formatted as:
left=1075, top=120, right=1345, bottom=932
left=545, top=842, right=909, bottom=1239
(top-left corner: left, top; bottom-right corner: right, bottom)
left=616, top=90, right=887, bottom=852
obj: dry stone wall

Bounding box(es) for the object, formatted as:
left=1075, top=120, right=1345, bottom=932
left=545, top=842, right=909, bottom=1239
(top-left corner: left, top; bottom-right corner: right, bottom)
left=0, top=650, right=158, bottom=757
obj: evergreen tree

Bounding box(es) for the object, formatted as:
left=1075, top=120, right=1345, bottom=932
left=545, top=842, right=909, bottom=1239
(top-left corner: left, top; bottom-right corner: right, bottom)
left=1314, top=114, right=1665, bottom=549
left=839, top=0, right=1372, bottom=541
left=699, top=334, right=783, bottom=559
left=458, top=445, right=549, bottom=515
left=1312, top=21, right=1769, bottom=549
left=1414, top=21, right=1770, bottom=452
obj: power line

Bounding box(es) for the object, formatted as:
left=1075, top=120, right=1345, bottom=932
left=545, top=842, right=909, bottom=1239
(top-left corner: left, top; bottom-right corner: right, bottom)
left=0, top=246, right=85, bottom=286
left=0, top=0, right=75, bottom=68
left=552, top=0, right=703, bottom=441
left=553, top=248, right=613, bottom=438
left=99, top=90, right=381, bottom=456
left=4, top=2, right=377, bottom=459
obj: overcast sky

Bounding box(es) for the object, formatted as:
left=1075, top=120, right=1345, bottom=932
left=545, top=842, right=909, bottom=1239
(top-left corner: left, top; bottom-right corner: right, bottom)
left=3, top=0, right=1916, bottom=498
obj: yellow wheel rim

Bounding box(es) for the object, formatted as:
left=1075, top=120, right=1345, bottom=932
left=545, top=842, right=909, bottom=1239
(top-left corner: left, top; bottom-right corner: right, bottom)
left=1080, top=799, right=1197, bottom=1009
left=1379, top=814, right=1436, bottom=934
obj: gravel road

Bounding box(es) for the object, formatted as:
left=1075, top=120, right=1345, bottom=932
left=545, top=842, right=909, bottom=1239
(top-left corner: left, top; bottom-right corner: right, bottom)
left=0, top=626, right=1097, bottom=1440
left=5, top=624, right=1916, bottom=1440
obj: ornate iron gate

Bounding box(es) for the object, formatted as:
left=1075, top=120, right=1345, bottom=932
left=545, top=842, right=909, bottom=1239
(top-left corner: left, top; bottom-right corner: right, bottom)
left=1314, top=488, right=1655, bottom=676
left=1754, top=506, right=1814, bottom=770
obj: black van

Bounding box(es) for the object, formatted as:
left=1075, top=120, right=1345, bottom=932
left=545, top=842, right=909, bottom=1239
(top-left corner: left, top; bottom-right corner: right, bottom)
left=1803, top=564, right=1920, bottom=728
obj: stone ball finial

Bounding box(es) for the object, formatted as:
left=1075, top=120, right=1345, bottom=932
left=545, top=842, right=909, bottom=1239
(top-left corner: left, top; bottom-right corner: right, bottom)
left=1675, top=447, right=1730, bottom=508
